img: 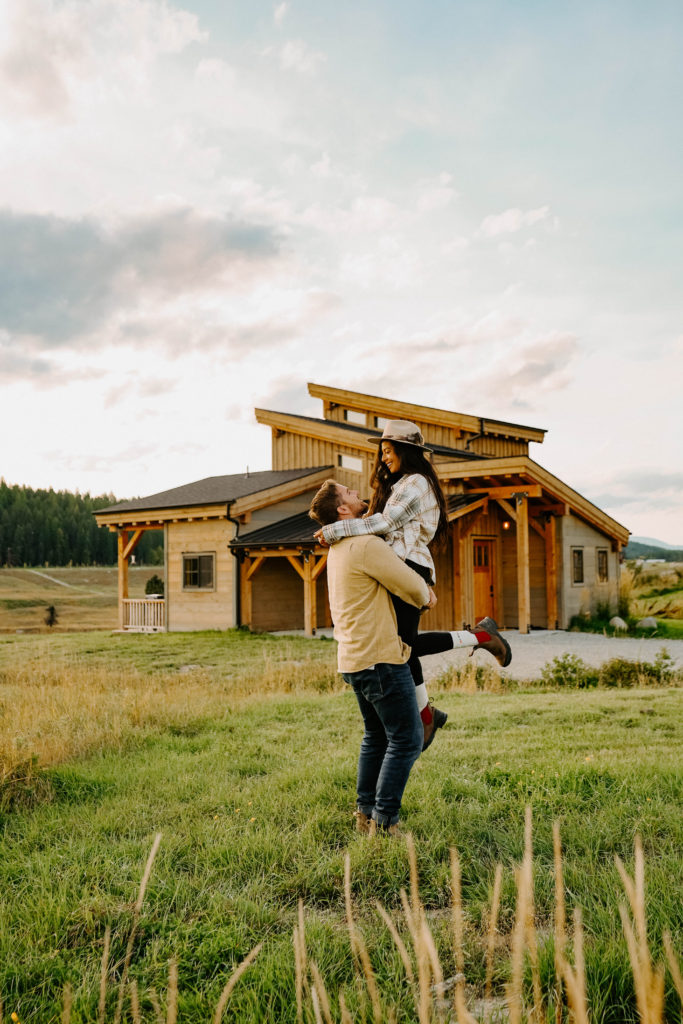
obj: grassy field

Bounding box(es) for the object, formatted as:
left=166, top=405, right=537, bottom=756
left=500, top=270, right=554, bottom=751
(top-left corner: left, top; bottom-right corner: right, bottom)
left=1, top=632, right=682, bottom=1022
left=0, top=566, right=156, bottom=633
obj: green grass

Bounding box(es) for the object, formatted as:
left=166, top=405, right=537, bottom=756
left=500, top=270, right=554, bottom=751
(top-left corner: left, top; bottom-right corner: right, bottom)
left=1, top=634, right=682, bottom=1021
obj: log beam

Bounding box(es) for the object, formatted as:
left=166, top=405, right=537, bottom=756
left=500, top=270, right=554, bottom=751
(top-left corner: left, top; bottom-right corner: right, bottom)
left=545, top=516, right=558, bottom=629
left=117, top=531, right=129, bottom=630
left=452, top=520, right=464, bottom=628
left=516, top=495, right=530, bottom=634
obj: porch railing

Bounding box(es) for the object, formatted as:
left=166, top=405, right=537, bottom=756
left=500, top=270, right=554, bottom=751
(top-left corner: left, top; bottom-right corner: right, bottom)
left=122, top=598, right=166, bottom=632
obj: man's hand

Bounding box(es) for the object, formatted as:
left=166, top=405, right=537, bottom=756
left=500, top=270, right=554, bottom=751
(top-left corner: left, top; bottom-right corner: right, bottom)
left=426, top=587, right=437, bottom=609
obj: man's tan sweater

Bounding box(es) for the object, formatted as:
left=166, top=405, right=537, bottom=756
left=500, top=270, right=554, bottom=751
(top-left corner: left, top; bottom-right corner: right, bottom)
left=326, top=534, right=430, bottom=673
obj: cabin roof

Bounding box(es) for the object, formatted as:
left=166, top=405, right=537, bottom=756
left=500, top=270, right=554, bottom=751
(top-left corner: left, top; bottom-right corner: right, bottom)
left=231, top=511, right=319, bottom=548
left=97, top=467, right=330, bottom=514
left=230, top=492, right=489, bottom=549
left=256, top=410, right=485, bottom=460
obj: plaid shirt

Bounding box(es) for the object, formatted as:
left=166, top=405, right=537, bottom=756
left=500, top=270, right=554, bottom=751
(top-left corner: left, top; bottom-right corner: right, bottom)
left=320, top=474, right=439, bottom=580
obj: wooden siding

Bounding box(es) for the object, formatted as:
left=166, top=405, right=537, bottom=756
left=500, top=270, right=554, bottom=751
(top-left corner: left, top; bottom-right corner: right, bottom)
left=500, top=520, right=547, bottom=629
left=556, top=514, right=620, bottom=627
left=166, top=520, right=235, bottom=631
left=271, top=431, right=374, bottom=495
left=251, top=560, right=330, bottom=631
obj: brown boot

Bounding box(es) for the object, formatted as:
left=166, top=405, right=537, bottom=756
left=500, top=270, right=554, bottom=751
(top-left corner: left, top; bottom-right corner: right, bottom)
left=368, top=819, right=400, bottom=837
left=473, top=617, right=512, bottom=667
left=422, top=704, right=447, bottom=751
left=353, top=809, right=372, bottom=834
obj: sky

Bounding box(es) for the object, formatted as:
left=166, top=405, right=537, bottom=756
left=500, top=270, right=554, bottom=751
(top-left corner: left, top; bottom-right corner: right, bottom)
left=1, top=0, right=682, bottom=543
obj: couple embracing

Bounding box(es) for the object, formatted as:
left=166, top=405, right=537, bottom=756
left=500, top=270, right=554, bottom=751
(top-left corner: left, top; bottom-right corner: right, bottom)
left=309, top=419, right=511, bottom=837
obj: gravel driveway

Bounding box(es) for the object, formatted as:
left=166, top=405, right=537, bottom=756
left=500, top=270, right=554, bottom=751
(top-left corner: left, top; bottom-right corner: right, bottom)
left=419, top=629, right=683, bottom=682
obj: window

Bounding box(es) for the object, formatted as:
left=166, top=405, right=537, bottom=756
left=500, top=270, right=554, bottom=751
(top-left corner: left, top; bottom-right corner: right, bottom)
left=337, top=453, right=363, bottom=473
left=373, top=416, right=389, bottom=430
left=343, top=409, right=366, bottom=425
left=182, top=553, right=215, bottom=590
left=571, top=548, right=584, bottom=585
left=597, top=548, right=609, bottom=583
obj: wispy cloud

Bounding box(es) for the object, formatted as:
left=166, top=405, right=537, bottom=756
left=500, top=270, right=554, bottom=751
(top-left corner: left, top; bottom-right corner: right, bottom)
left=0, top=0, right=205, bottom=120
left=479, top=206, right=550, bottom=237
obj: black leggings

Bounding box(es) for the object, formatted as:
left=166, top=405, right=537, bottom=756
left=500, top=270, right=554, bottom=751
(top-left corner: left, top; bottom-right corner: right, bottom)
left=391, top=560, right=454, bottom=688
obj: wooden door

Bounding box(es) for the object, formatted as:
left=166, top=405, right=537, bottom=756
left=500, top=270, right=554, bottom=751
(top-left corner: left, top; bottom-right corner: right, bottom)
left=473, top=539, right=495, bottom=620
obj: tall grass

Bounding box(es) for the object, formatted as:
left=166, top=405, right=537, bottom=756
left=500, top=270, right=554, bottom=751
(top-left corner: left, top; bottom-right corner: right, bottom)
left=15, top=816, right=683, bottom=1023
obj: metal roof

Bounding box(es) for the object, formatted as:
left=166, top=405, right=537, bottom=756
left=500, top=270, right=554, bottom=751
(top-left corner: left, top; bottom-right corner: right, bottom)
left=231, top=511, right=319, bottom=548
left=230, top=492, right=491, bottom=549
left=97, top=467, right=331, bottom=514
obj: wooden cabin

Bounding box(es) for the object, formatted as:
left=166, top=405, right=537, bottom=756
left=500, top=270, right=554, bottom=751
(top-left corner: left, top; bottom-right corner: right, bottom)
left=95, top=383, right=629, bottom=635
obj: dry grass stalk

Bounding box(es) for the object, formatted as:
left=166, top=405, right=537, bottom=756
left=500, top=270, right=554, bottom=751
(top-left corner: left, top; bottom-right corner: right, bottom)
left=506, top=864, right=527, bottom=1024
left=129, top=981, right=142, bottom=1024
left=663, top=932, right=683, bottom=1007
left=114, top=832, right=163, bottom=1024
left=338, top=992, right=353, bottom=1024
left=147, top=987, right=164, bottom=1024
left=310, top=986, right=324, bottom=1024
left=616, top=835, right=665, bottom=1024
left=521, top=809, right=543, bottom=1024
left=211, top=941, right=263, bottom=1024
left=309, top=960, right=334, bottom=1024
left=484, top=863, right=503, bottom=1015
left=294, top=899, right=310, bottom=1024
left=98, top=924, right=111, bottom=1024
left=166, top=958, right=178, bottom=1024
left=60, top=983, right=72, bottom=1024
left=375, top=902, right=415, bottom=984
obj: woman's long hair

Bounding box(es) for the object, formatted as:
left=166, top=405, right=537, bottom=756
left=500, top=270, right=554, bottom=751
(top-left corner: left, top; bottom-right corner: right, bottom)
left=367, top=442, right=449, bottom=549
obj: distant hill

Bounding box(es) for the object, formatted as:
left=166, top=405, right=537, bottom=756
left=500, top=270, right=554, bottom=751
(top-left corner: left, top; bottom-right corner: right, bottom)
left=629, top=535, right=683, bottom=550
left=625, top=540, right=683, bottom=562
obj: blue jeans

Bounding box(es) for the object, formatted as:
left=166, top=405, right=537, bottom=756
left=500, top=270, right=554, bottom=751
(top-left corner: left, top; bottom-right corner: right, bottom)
left=342, top=662, right=423, bottom=828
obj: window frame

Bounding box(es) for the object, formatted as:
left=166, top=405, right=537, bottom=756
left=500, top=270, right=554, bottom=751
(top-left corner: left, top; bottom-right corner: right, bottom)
left=596, top=548, right=609, bottom=583
left=571, top=547, right=584, bottom=585
left=337, top=453, right=363, bottom=474
left=182, top=552, right=216, bottom=591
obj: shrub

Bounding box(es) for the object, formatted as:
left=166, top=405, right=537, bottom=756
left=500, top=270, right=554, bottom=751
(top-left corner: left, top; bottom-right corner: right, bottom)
left=541, top=653, right=598, bottom=689
left=598, top=649, right=677, bottom=688
left=145, top=574, right=164, bottom=596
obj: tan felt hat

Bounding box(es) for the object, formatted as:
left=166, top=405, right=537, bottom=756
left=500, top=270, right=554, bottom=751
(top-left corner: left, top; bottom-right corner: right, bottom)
left=368, top=419, right=432, bottom=453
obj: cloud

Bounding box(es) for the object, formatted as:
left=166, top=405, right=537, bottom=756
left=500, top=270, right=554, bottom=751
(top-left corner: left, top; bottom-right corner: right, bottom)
left=0, top=0, right=206, bottom=120
left=273, top=3, right=289, bottom=27
left=273, top=39, right=326, bottom=75
left=587, top=470, right=683, bottom=508
left=416, top=173, right=458, bottom=213
left=479, top=206, right=550, bottom=237
left=0, top=206, right=283, bottom=345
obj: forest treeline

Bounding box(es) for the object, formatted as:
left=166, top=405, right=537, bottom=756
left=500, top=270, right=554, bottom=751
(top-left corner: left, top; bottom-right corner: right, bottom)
left=0, top=481, right=163, bottom=567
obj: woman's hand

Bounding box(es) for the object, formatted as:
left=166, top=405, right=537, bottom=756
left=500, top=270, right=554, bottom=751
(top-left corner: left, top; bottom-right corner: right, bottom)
left=314, top=529, right=329, bottom=547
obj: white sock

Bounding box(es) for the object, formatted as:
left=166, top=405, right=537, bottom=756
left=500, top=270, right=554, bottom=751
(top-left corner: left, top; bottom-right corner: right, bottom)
left=414, top=683, right=429, bottom=712
left=450, top=630, right=478, bottom=649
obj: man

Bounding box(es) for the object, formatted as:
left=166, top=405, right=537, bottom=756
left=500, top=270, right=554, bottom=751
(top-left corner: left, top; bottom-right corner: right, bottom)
left=309, top=479, right=436, bottom=835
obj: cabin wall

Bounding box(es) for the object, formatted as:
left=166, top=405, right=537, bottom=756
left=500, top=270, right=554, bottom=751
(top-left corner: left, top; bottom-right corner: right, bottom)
left=499, top=516, right=547, bottom=629
left=166, top=520, right=235, bottom=631
left=557, top=515, right=620, bottom=627
left=239, top=488, right=323, bottom=536
left=250, top=561, right=330, bottom=631
left=271, top=431, right=373, bottom=494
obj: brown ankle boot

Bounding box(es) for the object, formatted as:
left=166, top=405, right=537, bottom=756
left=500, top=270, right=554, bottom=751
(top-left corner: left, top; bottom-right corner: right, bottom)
left=473, top=617, right=512, bottom=667
left=368, top=819, right=400, bottom=837
left=353, top=809, right=372, bottom=834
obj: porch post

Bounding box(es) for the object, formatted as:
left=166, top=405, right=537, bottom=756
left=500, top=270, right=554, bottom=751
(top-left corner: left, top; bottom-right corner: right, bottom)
left=544, top=515, right=558, bottom=629
left=303, top=553, right=316, bottom=637
left=452, top=520, right=463, bottom=628
left=117, top=530, right=129, bottom=630
left=515, top=494, right=530, bottom=634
